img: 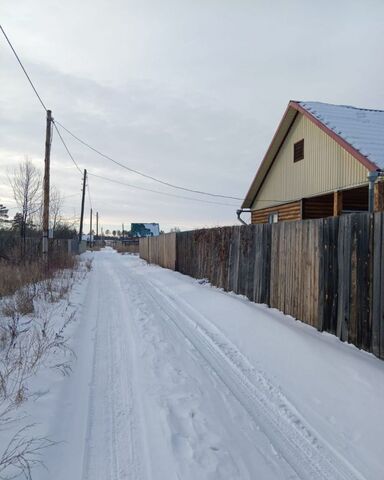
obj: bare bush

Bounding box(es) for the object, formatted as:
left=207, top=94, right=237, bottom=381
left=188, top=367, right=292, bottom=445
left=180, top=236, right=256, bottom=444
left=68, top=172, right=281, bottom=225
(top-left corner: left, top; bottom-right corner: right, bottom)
left=0, top=256, right=88, bottom=478
left=84, top=259, right=93, bottom=272
left=114, top=243, right=139, bottom=254
left=0, top=425, right=55, bottom=480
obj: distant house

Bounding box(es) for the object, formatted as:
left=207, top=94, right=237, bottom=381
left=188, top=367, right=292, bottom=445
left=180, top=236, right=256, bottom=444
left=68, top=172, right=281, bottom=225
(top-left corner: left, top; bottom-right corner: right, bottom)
left=131, top=223, right=160, bottom=237
left=241, top=101, right=384, bottom=224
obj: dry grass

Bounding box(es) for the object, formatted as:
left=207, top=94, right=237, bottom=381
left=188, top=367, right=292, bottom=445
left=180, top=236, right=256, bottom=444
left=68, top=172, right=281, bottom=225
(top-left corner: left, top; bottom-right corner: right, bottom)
left=0, top=255, right=86, bottom=478
left=0, top=252, right=76, bottom=299
left=88, top=244, right=102, bottom=252
left=114, top=243, right=139, bottom=254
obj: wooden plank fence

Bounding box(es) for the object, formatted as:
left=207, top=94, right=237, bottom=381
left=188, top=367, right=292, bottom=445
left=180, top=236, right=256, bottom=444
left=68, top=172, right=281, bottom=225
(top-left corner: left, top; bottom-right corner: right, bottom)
left=140, top=213, right=384, bottom=360
left=0, top=234, right=81, bottom=262
left=139, top=232, right=176, bottom=270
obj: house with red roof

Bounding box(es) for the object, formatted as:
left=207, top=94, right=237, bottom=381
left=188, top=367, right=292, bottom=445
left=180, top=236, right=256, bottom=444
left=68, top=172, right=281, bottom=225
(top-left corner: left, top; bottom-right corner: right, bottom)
left=241, top=101, right=384, bottom=224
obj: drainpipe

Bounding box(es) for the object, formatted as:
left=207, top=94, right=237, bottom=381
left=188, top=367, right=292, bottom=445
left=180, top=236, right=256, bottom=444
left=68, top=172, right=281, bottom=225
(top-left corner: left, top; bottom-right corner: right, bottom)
left=236, top=209, right=251, bottom=226
left=368, top=171, right=379, bottom=213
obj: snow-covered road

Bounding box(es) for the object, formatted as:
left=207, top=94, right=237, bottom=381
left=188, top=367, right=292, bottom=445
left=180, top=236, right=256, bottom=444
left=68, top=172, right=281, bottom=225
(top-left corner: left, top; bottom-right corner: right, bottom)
left=38, top=249, right=384, bottom=480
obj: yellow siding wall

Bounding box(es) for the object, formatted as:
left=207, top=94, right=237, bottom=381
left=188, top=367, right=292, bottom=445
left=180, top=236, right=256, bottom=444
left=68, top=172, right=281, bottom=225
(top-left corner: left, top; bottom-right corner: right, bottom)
left=252, top=114, right=369, bottom=210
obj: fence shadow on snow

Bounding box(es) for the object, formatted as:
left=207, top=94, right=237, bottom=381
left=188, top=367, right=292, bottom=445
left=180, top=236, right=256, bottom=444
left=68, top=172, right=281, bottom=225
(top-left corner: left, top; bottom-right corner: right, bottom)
left=140, top=213, right=384, bottom=360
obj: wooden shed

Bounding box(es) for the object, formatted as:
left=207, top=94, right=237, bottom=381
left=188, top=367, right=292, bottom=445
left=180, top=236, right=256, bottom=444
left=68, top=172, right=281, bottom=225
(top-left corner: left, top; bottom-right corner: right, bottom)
left=242, top=101, right=384, bottom=224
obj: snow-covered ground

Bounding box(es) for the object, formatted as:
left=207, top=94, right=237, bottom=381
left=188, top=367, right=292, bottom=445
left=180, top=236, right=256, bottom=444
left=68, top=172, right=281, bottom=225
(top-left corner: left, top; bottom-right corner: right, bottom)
left=16, top=248, right=384, bottom=479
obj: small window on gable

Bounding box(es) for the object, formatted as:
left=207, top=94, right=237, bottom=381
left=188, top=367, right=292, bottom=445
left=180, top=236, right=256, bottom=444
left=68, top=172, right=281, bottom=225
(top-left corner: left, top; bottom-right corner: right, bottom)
left=294, top=139, right=304, bottom=162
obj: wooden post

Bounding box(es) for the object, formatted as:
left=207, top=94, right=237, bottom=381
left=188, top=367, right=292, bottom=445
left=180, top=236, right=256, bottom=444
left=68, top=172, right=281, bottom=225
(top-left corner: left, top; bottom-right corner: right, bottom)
left=42, top=110, right=52, bottom=264
left=90, top=208, right=93, bottom=247
left=333, top=190, right=342, bottom=216
left=96, top=212, right=99, bottom=239
left=374, top=181, right=384, bottom=212
left=79, top=169, right=87, bottom=243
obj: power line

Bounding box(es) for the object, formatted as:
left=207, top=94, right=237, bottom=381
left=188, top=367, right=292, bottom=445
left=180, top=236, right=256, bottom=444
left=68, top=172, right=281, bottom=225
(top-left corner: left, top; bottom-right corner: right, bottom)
left=0, top=24, right=47, bottom=112
left=89, top=172, right=240, bottom=207
left=1, top=25, right=243, bottom=203
left=0, top=26, right=83, bottom=178
left=53, top=121, right=241, bottom=207
left=62, top=192, right=81, bottom=200
left=54, top=120, right=243, bottom=201
left=52, top=120, right=83, bottom=175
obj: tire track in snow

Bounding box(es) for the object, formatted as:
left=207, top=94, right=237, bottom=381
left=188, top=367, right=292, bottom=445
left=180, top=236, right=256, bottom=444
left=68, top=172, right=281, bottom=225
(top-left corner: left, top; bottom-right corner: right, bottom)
left=81, top=258, right=146, bottom=480
left=129, top=270, right=365, bottom=480
left=119, top=267, right=254, bottom=479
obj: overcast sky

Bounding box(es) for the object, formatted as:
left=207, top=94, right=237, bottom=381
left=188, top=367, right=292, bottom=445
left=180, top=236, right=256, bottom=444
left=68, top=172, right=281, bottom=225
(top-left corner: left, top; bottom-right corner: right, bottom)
left=1, top=0, right=384, bottom=232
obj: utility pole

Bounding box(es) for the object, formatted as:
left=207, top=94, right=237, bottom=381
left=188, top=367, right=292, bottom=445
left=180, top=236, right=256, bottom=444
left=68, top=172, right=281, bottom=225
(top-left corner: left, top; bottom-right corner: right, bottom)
left=90, top=208, right=93, bottom=247
left=79, top=169, right=87, bottom=243
left=122, top=222, right=124, bottom=243
left=42, top=109, right=52, bottom=264
left=96, top=212, right=99, bottom=240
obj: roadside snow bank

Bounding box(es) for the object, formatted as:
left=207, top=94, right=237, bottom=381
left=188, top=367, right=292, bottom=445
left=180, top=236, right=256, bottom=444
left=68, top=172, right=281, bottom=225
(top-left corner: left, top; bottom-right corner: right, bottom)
left=0, top=254, right=93, bottom=478
left=133, top=255, right=384, bottom=480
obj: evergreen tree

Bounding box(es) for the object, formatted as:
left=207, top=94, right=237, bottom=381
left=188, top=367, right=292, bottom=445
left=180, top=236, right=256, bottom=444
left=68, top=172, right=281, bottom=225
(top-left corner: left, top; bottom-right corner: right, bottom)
left=0, top=204, right=8, bottom=220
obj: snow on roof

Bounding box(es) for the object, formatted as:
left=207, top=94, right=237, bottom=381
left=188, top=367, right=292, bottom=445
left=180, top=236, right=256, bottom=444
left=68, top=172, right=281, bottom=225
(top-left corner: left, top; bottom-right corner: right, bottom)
left=131, top=223, right=160, bottom=237
left=299, top=101, right=384, bottom=170
left=144, top=223, right=160, bottom=236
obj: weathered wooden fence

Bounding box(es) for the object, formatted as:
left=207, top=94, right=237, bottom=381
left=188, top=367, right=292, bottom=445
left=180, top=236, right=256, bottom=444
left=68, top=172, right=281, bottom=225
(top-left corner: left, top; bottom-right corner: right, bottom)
left=140, top=213, right=384, bottom=360
left=139, top=232, right=176, bottom=270
left=0, top=234, right=80, bottom=261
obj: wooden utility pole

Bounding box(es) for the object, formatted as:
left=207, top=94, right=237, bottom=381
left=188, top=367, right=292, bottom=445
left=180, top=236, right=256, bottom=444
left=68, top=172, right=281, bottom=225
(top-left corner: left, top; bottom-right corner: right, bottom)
left=122, top=222, right=124, bottom=243
left=79, top=169, right=87, bottom=243
left=90, top=208, right=93, bottom=247
left=96, top=212, right=99, bottom=239
left=42, top=109, right=52, bottom=264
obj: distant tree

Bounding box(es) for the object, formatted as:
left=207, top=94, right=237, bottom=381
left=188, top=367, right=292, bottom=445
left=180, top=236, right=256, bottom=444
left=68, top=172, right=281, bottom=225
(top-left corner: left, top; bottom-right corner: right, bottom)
left=117, top=230, right=121, bottom=237
left=105, top=229, right=110, bottom=235
left=50, top=186, right=64, bottom=231
left=53, top=222, right=77, bottom=239
left=112, top=230, right=116, bottom=237
left=9, top=159, right=41, bottom=244
left=12, top=212, right=24, bottom=233
left=36, top=185, right=63, bottom=232
left=170, top=227, right=181, bottom=233
left=0, top=204, right=9, bottom=227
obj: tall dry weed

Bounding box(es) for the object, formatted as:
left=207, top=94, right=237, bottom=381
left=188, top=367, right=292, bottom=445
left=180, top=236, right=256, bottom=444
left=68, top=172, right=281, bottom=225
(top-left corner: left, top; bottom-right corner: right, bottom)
left=0, top=255, right=87, bottom=478
left=0, top=252, right=77, bottom=299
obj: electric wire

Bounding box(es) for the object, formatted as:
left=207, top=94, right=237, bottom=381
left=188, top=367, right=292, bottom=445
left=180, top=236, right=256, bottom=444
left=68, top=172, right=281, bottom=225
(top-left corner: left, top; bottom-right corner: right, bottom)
left=1, top=26, right=244, bottom=203
left=54, top=120, right=243, bottom=201
left=51, top=124, right=374, bottom=208
left=4, top=24, right=369, bottom=211
left=0, top=24, right=47, bottom=112
left=52, top=120, right=83, bottom=175
left=53, top=122, right=241, bottom=207
left=53, top=118, right=242, bottom=207
left=0, top=25, right=84, bottom=178
left=88, top=172, right=240, bottom=207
